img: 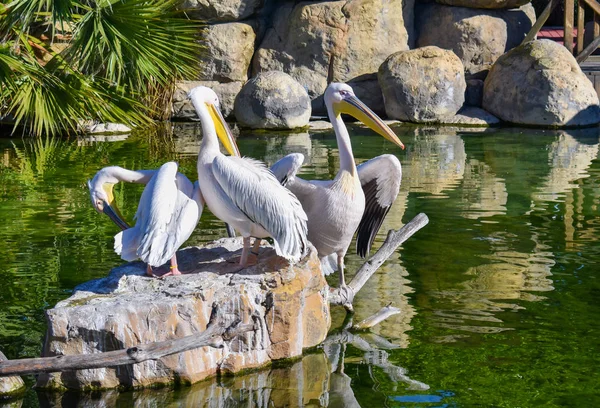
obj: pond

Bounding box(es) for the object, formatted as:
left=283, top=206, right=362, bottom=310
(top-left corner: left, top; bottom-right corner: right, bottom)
left=0, top=123, right=599, bottom=407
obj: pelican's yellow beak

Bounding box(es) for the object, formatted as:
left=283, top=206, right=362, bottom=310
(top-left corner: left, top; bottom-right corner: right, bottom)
left=334, top=95, right=405, bottom=149
left=102, top=184, right=130, bottom=231
left=207, top=104, right=241, bottom=157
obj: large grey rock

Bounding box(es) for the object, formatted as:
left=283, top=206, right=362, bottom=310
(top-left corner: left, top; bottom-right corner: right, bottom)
left=483, top=39, right=600, bottom=127
left=234, top=71, right=311, bottom=129
left=378, top=46, right=466, bottom=122
left=436, top=0, right=530, bottom=8
left=416, top=3, right=535, bottom=77
left=465, top=78, right=484, bottom=107
left=252, top=0, right=409, bottom=114
left=198, top=22, right=256, bottom=83
left=181, top=0, right=263, bottom=22
left=173, top=80, right=243, bottom=119
left=36, top=238, right=330, bottom=390
left=0, top=351, right=25, bottom=399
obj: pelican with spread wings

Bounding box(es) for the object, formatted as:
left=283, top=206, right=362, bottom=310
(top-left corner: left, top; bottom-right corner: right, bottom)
left=270, top=82, right=404, bottom=289
left=189, top=86, right=308, bottom=267
left=88, top=162, right=202, bottom=277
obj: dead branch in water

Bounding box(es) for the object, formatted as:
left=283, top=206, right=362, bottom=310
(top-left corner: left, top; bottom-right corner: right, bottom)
left=329, top=213, right=429, bottom=310
left=0, top=318, right=254, bottom=378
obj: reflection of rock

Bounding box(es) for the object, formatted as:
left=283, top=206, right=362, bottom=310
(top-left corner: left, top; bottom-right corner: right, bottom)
left=36, top=238, right=329, bottom=390
left=403, top=131, right=466, bottom=196
left=263, top=131, right=312, bottom=167
left=532, top=131, right=599, bottom=203
left=460, top=158, right=507, bottom=219
left=77, top=134, right=130, bottom=145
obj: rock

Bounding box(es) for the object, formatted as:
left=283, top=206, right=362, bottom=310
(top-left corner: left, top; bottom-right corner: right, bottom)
left=435, top=0, right=530, bottom=9
left=181, top=0, right=262, bottom=22
left=0, top=351, right=25, bottom=399
left=483, top=39, right=600, bottom=127
left=309, top=120, right=334, bottom=131
left=416, top=3, right=535, bottom=77
left=80, top=122, right=131, bottom=134
left=465, top=79, right=484, bottom=107
left=234, top=71, right=311, bottom=129
left=348, top=79, right=385, bottom=115
left=198, top=22, right=256, bottom=83
left=36, top=238, right=330, bottom=391
left=172, top=80, right=243, bottom=120
left=252, top=0, right=409, bottom=114
left=441, top=106, right=500, bottom=126
left=378, top=46, right=466, bottom=122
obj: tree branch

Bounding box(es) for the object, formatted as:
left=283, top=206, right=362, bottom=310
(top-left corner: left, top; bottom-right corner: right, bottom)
left=0, top=320, right=254, bottom=378
left=329, top=213, right=429, bottom=308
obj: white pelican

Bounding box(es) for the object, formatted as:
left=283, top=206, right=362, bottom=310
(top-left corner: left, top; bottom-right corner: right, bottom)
left=189, top=86, right=309, bottom=267
left=270, top=82, right=404, bottom=288
left=88, top=162, right=202, bottom=276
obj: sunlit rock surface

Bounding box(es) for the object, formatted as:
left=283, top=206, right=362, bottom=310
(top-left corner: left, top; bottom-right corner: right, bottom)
left=36, top=238, right=330, bottom=391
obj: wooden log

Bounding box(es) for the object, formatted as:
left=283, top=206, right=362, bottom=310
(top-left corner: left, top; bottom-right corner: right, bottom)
left=595, top=11, right=600, bottom=38
left=565, top=0, right=575, bottom=54
left=578, top=4, right=585, bottom=55
left=328, top=213, right=429, bottom=309
left=0, top=319, right=254, bottom=378
left=583, top=0, right=600, bottom=18
left=522, top=0, right=561, bottom=45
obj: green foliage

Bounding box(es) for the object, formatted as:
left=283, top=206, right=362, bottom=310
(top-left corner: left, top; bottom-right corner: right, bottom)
left=0, top=0, right=203, bottom=137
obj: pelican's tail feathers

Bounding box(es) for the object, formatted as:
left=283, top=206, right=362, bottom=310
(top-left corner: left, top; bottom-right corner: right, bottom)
left=114, top=228, right=141, bottom=262
left=138, top=229, right=171, bottom=268
left=320, top=253, right=338, bottom=276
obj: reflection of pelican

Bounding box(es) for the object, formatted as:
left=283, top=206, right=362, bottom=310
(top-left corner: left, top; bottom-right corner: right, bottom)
left=271, top=83, right=404, bottom=288
left=189, top=86, right=308, bottom=267
left=88, top=163, right=202, bottom=277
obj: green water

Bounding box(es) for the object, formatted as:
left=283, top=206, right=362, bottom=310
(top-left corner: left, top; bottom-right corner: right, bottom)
left=0, top=123, right=599, bottom=407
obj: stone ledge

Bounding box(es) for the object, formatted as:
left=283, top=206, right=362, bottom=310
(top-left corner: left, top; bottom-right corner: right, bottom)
left=36, top=238, right=330, bottom=391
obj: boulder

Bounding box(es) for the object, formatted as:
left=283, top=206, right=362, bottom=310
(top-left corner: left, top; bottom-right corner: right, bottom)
left=172, top=80, right=243, bottom=119
left=416, top=3, right=535, bottom=77
left=378, top=46, right=466, bottom=122
left=483, top=39, right=600, bottom=127
left=35, top=238, right=330, bottom=390
left=198, top=22, right=256, bottom=83
left=442, top=106, right=500, bottom=126
left=181, top=0, right=263, bottom=22
left=234, top=71, right=311, bottom=129
left=252, top=0, right=409, bottom=114
left=0, top=351, right=25, bottom=399
left=435, top=0, right=530, bottom=9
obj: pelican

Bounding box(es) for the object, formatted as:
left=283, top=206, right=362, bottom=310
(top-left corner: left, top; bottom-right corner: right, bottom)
left=270, top=82, right=404, bottom=289
left=88, top=162, right=202, bottom=276
left=189, top=86, right=308, bottom=267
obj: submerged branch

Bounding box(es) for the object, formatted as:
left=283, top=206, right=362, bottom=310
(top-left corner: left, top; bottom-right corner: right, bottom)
left=329, top=213, right=429, bottom=309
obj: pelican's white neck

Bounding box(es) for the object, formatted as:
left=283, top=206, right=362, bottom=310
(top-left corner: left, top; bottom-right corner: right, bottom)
left=190, top=96, right=219, bottom=153
left=327, top=104, right=356, bottom=176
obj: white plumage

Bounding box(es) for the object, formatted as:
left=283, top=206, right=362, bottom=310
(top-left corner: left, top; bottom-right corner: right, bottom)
left=190, top=85, right=309, bottom=266
left=270, top=82, right=404, bottom=288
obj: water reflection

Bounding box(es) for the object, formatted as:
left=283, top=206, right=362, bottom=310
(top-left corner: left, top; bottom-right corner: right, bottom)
left=1, top=124, right=599, bottom=406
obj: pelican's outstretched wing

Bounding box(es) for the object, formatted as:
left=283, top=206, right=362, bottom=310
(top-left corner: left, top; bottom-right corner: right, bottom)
left=355, top=154, right=402, bottom=257
left=212, top=155, right=308, bottom=261
left=270, top=153, right=305, bottom=186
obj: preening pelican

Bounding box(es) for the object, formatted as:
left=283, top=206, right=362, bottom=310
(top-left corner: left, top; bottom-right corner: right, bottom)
left=189, top=86, right=309, bottom=267
left=270, top=82, right=404, bottom=288
left=88, top=163, right=202, bottom=276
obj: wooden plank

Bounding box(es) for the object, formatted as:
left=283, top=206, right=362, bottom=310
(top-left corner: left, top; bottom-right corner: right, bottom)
left=595, top=12, right=600, bottom=38
left=522, top=0, right=561, bottom=45
left=583, top=0, right=600, bottom=18
left=578, top=4, right=585, bottom=55
left=576, top=34, right=600, bottom=63
left=565, top=0, right=575, bottom=54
